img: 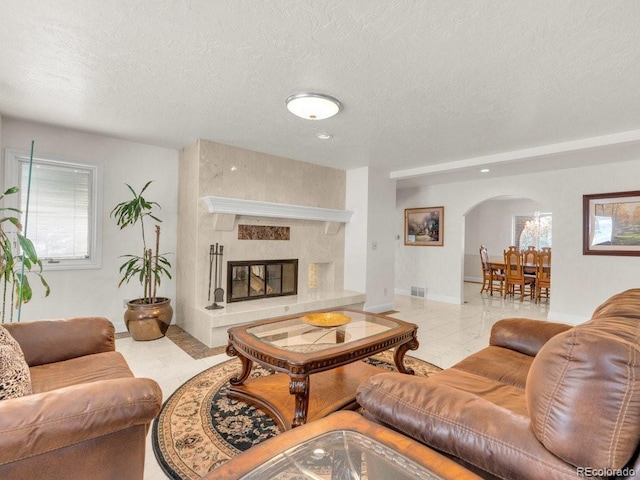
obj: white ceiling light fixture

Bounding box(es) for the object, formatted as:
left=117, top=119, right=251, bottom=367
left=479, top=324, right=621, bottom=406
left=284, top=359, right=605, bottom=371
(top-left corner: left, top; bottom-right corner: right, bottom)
left=286, top=93, right=341, bottom=120
left=480, top=168, right=490, bottom=173
left=316, top=132, right=333, bottom=140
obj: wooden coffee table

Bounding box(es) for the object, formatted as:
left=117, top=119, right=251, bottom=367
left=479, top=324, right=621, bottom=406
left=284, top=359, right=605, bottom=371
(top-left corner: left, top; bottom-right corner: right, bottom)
left=203, top=411, right=482, bottom=479
left=226, top=308, right=418, bottom=429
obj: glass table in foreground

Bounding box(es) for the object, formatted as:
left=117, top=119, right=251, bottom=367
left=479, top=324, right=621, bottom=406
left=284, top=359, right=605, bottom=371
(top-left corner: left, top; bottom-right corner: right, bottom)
left=203, top=411, right=482, bottom=480
left=244, top=430, right=438, bottom=479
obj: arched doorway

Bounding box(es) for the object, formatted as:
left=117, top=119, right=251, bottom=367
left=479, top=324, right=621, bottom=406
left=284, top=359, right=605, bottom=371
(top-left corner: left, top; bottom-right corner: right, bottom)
left=462, top=196, right=549, bottom=292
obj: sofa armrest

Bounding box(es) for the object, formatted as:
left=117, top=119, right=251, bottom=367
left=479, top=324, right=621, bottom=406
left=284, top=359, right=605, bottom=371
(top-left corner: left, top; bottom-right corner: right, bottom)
left=0, top=377, right=162, bottom=466
left=489, top=318, right=572, bottom=357
left=4, top=317, right=115, bottom=366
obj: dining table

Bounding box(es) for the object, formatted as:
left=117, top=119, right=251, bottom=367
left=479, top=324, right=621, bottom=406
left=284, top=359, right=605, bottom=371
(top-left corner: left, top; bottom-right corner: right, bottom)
left=488, top=259, right=550, bottom=298
left=488, top=260, right=537, bottom=274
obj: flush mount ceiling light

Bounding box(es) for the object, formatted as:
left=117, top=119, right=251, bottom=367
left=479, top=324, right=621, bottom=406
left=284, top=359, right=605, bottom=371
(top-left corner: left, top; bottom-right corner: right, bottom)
left=480, top=168, right=491, bottom=173
left=316, top=132, right=333, bottom=140
left=286, top=93, right=341, bottom=120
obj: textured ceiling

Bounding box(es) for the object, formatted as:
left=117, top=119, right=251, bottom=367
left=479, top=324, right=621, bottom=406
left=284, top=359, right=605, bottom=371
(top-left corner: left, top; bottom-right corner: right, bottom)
left=1, top=1, right=640, bottom=187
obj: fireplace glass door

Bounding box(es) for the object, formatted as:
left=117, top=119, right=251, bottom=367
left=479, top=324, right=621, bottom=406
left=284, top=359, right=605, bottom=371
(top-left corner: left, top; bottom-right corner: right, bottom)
left=228, top=259, right=298, bottom=303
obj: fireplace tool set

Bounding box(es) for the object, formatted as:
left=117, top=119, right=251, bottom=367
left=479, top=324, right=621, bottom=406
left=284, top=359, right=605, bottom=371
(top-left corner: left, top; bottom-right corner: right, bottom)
left=206, top=243, right=224, bottom=310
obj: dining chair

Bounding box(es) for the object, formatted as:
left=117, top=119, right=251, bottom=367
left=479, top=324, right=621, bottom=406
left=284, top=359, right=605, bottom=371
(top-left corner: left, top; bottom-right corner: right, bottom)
left=479, top=245, right=504, bottom=296
left=522, top=246, right=539, bottom=280
left=504, top=247, right=535, bottom=301
left=536, top=250, right=551, bottom=303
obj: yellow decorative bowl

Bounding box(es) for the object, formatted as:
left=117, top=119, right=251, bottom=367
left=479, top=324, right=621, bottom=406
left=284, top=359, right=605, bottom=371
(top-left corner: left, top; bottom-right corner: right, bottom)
left=302, top=312, right=351, bottom=328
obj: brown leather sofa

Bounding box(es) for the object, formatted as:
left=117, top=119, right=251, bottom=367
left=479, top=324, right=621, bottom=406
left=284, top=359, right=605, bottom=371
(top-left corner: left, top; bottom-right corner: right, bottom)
left=0, top=317, right=162, bottom=480
left=357, top=288, right=640, bottom=479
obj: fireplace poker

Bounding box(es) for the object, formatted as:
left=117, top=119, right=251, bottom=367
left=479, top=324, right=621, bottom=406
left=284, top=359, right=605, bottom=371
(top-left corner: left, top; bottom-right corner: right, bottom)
left=206, top=243, right=224, bottom=310
left=213, top=245, right=225, bottom=305
left=207, top=244, right=215, bottom=302
left=214, top=243, right=219, bottom=291
left=217, top=246, right=224, bottom=288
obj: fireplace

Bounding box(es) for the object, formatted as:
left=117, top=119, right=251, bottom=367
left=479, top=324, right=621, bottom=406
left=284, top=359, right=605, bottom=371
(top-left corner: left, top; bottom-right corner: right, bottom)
left=227, top=259, right=298, bottom=303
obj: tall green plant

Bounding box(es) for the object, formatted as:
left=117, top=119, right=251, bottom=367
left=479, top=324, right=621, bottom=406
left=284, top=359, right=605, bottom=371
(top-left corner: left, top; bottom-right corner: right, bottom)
left=0, top=186, right=50, bottom=323
left=110, top=181, right=172, bottom=304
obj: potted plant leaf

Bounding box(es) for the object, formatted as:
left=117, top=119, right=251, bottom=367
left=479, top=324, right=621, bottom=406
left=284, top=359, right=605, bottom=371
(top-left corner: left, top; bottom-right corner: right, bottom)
left=0, top=186, right=50, bottom=323
left=111, top=181, right=172, bottom=340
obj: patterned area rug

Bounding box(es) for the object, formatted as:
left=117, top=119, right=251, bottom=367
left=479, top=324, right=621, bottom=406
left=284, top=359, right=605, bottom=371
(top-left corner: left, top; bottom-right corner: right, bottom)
left=152, top=351, right=441, bottom=480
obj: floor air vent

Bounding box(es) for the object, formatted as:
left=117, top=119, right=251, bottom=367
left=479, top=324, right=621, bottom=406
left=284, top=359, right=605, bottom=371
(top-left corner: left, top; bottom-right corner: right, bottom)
left=411, top=286, right=426, bottom=297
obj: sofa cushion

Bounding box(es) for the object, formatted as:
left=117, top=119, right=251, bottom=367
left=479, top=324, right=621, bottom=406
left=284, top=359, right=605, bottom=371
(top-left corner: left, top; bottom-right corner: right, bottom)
left=451, top=345, right=533, bottom=389
left=30, top=351, right=133, bottom=393
left=357, top=370, right=578, bottom=479
left=0, top=325, right=32, bottom=400
left=527, top=313, right=640, bottom=470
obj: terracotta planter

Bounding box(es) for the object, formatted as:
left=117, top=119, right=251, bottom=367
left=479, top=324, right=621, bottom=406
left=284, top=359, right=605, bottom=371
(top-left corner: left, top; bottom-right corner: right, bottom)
left=124, top=297, right=173, bottom=341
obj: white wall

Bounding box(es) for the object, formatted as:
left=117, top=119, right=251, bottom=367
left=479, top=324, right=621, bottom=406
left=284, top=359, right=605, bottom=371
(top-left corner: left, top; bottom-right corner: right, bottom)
left=1, top=118, right=179, bottom=331
left=365, top=167, right=396, bottom=312
left=396, top=158, right=640, bottom=323
left=345, top=167, right=396, bottom=313
left=345, top=167, right=368, bottom=293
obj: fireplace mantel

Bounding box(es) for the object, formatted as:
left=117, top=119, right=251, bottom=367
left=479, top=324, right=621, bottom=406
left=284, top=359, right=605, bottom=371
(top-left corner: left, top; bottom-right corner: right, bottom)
left=202, top=196, right=353, bottom=234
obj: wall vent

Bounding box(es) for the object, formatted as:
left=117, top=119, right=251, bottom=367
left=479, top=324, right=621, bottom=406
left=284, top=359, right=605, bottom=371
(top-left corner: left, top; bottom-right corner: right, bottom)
left=411, top=286, right=426, bottom=298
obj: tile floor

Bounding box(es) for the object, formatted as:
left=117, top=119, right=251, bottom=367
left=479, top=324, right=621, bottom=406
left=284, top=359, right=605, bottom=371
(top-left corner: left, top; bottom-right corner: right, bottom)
left=117, top=282, right=550, bottom=480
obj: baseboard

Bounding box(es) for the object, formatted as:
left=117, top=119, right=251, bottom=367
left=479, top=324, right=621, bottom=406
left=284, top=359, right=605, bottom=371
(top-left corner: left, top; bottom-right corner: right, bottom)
left=464, top=276, right=482, bottom=283
left=113, top=321, right=127, bottom=334
left=364, top=303, right=396, bottom=314
left=426, top=293, right=462, bottom=305
left=394, top=288, right=461, bottom=305
left=114, top=319, right=178, bottom=335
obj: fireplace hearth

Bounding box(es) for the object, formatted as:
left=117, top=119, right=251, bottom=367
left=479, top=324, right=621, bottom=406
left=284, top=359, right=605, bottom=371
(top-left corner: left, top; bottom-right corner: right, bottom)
left=227, top=259, right=298, bottom=303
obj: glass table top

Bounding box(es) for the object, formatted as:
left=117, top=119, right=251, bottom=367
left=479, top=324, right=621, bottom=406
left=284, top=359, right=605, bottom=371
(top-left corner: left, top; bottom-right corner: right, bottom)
left=245, top=311, right=401, bottom=354
left=239, top=430, right=444, bottom=480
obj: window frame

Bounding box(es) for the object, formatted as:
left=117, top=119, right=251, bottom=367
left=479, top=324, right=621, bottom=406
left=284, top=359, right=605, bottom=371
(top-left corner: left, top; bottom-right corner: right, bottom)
left=3, top=148, right=103, bottom=271
left=512, top=211, right=552, bottom=250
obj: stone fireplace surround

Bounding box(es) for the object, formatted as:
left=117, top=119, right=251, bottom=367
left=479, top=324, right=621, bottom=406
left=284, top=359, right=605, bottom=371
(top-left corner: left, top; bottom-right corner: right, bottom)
left=193, top=196, right=364, bottom=346
left=176, top=140, right=366, bottom=348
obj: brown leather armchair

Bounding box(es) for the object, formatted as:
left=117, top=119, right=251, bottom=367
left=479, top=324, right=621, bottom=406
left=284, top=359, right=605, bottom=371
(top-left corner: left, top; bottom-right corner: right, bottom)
left=357, top=289, right=640, bottom=479
left=0, top=317, right=162, bottom=480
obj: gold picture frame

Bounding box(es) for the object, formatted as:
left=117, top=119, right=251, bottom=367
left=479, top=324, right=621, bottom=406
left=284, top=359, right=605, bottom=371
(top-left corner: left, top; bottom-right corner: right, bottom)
left=404, top=206, right=444, bottom=246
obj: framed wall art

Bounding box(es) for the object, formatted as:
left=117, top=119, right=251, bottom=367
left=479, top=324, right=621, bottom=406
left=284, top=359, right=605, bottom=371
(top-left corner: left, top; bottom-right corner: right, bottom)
left=583, top=190, right=640, bottom=256
left=404, top=206, right=444, bottom=246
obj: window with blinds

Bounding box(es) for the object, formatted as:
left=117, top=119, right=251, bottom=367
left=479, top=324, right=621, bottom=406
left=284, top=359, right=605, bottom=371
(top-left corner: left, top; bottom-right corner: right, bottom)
left=20, top=161, right=92, bottom=260
left=5, top=149, right=102, bottom=270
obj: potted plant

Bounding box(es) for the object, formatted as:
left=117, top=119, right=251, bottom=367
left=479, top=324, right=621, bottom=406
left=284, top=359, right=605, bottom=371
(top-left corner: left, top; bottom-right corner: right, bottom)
left=111, top=181, right=172, bottom=340
left=0, top=186, right=50, bottom=323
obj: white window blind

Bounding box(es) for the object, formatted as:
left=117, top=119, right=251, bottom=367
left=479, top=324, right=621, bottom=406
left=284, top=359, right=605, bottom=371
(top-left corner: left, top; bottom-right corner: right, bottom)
left=4, top=149, right=102, bottom=270
left=20, top=161, right=92, bottom=260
